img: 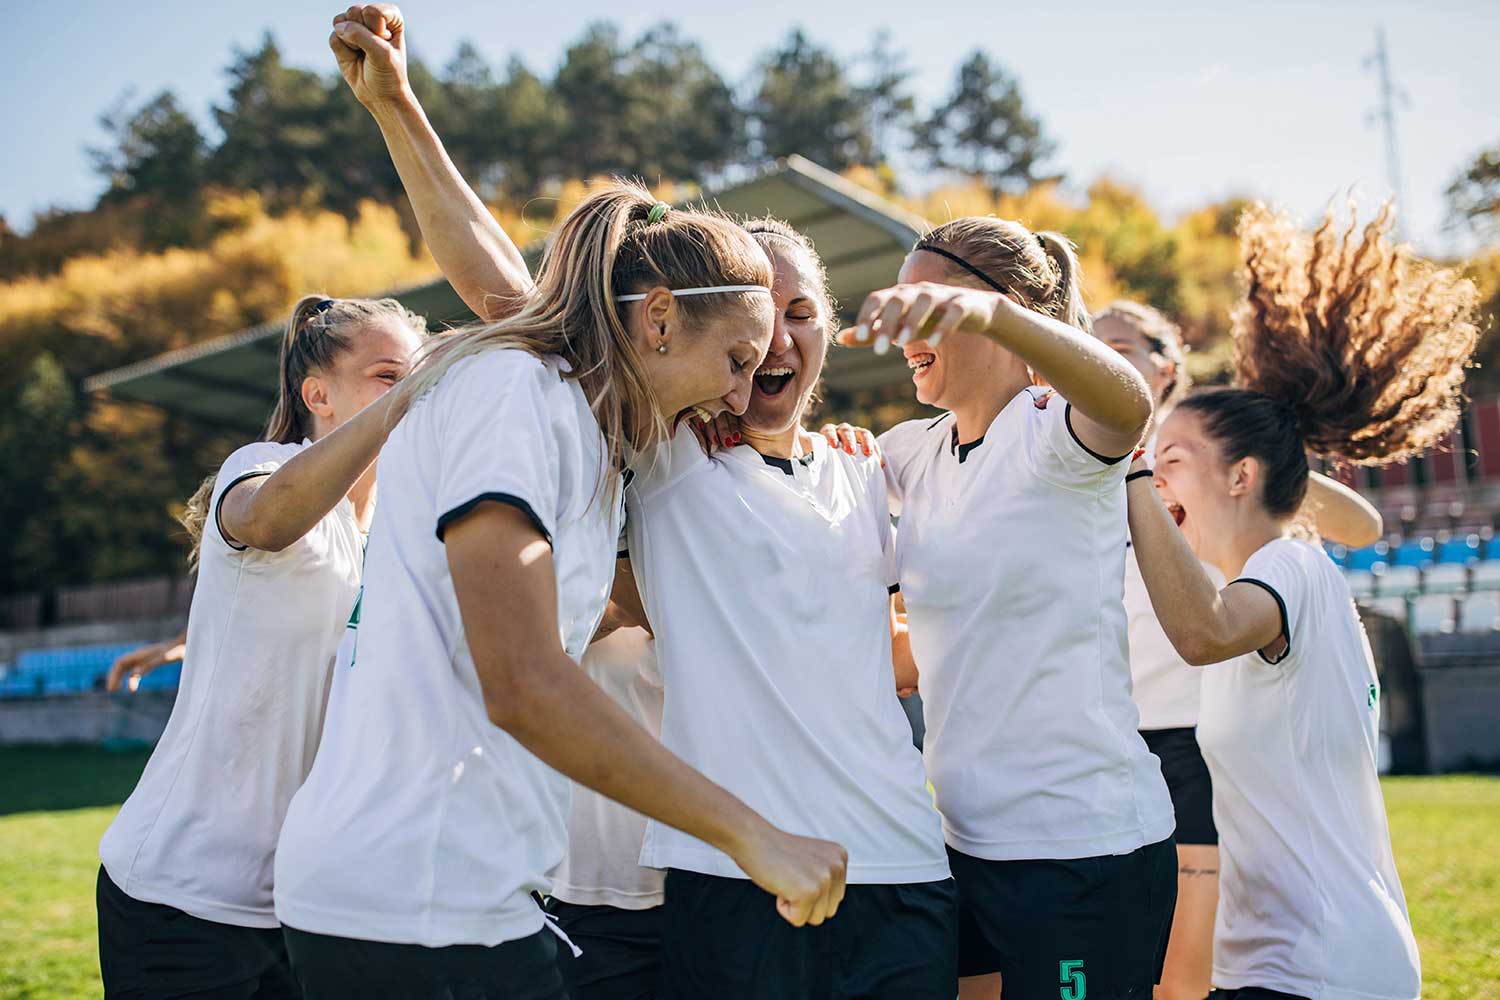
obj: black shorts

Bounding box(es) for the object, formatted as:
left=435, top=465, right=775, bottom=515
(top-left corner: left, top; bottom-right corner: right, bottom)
left=1142, top=726, right=1219, bottom=846
left=544, top=898, right=662, bottom=1000
left=661, top=869, right=957, bottom=999
left=947, top=836, right=1177, bottom=997
left=96, top=865, right=299, bottom=999
left=281, top=924, right=565, bottom=1000
left=1208, top=990, right=1310, bottom=1000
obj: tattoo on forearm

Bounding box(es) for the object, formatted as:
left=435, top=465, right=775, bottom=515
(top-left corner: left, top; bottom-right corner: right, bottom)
left=1180, top=865, right=1219, bottom=877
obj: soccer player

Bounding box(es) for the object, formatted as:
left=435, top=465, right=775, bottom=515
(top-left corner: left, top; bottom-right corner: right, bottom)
left=96, top=295, right=428, bottom=998
left=1125, top=203, right=1474, bottom=1000
left=1096, top=300, right=1383, bottom=1000
left=271, top=176, right=848, bottom=999
left=844, top=220, right=1177, bottom=1000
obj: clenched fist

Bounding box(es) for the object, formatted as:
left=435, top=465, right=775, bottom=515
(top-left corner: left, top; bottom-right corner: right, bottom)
left=330, top=4, right=411, bottom=110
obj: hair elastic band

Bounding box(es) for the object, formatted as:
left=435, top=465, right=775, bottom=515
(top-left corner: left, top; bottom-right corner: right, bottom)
left=616, top=285, right=770, bottom=303
left=647, top=202, right=670, bottom=224
left=913, top=243, right=1010, bottom=296
left=1125, top=468, right=1154, bottom=484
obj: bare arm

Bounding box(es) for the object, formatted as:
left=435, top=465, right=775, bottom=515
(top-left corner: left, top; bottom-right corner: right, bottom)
left=1303, top=472, right=1383, bottom=548
left=981, top=295, right=1152, bottom=458
left=219, top=394, right=397, bottom=552
left=843, top=284, right=1152, bottom=458
left=890, top=595, right=918, bottom=697
left=446, top=502, right=846, bottom=926
left=331, top=6, right=533, bottom=320
left=1126, top=465, right=1285, bottom=666
left=106, top=630, right=188, bottom=693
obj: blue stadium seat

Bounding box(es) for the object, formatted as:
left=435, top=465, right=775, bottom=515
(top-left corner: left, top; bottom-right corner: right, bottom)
left=1439, top=535, right=1482, bottom=565
left=1347, top=542, right=1387, bottom=572
left=1392, top=538, right=1436, bottom=568
left=5, top=642, right=177, bottom=697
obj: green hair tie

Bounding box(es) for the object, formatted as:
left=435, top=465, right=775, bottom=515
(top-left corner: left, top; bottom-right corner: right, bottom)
left=647, top=202, right=670, bottom=225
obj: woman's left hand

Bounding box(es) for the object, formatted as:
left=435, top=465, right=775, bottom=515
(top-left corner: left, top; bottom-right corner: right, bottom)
left=685, top=411, right=742, bottom=456
left=818, top=423, right=884, bottom=467
left=838, top=282, right=1002, bottom=354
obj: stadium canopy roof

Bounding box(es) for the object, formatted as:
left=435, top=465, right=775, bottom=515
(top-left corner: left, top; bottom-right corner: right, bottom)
left=83, top=155, right=932, bottom=435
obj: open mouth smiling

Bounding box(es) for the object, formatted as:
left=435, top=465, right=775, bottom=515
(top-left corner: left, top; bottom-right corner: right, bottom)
left=907, top=353, right=935, bottom=380
left=754, top=365, right=796, bottom=398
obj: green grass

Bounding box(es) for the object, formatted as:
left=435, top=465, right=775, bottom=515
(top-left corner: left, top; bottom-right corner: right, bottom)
left=0, top=749, right=1496, bottom=999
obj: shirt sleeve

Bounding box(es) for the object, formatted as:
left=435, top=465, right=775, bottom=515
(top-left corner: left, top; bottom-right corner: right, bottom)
left=432, top=351, right=564, bottom=547
left=1023, top=389, right=1131, bottom=493
left=209, top=442, right=293, bottom=553
left=877, top=417, right=943, bottom=518
left=1231, top=540, right=1308, bottom=666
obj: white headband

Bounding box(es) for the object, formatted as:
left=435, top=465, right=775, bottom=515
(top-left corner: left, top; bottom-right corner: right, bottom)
left=616, top=285, right=769, bottom=302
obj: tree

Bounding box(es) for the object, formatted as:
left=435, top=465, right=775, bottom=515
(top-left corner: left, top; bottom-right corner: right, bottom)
left=1446, top=143, right=1500, bottom=241
left=749, top=30, right=877, bottom=171
left=619, top=24, right=743, bottom=182
left=857, top=32, right=917, bottom=168
left=551, top=24, right=636, bottom=178
left=207, top=35, right=341, bottom=209
left=89, top=90, right=212, bottom=249
left=91, top=91, right=208, bottom=201
left=915, top=51, right=1055, bottom=195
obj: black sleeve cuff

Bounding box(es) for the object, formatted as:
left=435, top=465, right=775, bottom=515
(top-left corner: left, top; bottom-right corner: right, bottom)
left=1065, top=403, right=1132, bottom=465
left=437, top=492, right=553, bottom=547
left=1233, top=577, right=1291, bottom=664
left=617, top=549, right=630, bottom=560
left=214, top=470, right=274, bottom=551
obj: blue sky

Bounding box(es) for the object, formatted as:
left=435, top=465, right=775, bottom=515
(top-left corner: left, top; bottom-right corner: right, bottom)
left=4, top=0, right=1497, bottom=254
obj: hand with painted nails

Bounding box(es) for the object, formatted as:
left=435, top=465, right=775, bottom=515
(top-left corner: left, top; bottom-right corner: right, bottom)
left=817, top=422, right=884, bottom=467
left=838, top=282, right=1008, bottom=356
left=685, top=410, right=742, bottom=456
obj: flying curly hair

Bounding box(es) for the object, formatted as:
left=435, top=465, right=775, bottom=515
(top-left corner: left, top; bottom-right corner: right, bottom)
left=1180, top=201, right=1479, bottom=517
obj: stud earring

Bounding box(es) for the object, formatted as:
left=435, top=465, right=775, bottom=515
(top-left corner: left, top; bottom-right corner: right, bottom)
left=657, top=343, right=668, bottom=354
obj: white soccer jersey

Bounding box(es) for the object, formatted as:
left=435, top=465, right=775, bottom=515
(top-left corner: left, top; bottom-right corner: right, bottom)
left=627, top=429, right=949, bottom=885
left=100, top=440, right=363, bottom=928
left=274, top=350, right=623, bottom=948
left=880, top=389, right=1174, bottom=862
left=549, top=626, right=666, bottom=910
left=1125, top=433, right=1222, bottom=731
left=1200, top=538, right=1420, bottom=999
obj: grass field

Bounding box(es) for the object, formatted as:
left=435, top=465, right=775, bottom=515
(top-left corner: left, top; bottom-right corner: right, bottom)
left=1, top=748, right=1497, bottom=999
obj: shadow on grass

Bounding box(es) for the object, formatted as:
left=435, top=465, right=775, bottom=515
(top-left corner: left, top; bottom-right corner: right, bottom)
left=0, top=744, right=152, bottom=816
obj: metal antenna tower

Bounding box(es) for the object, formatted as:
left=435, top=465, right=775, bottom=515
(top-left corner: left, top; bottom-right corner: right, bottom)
left=1364, top=26, right=1410, bottom=239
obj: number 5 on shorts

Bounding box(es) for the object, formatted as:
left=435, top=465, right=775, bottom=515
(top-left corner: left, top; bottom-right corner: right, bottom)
left=1059, top=959, right=1086, bottom=1000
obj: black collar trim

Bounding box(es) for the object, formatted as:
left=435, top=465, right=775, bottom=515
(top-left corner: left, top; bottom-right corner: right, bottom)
left=949, top=425, right=986, bottom=464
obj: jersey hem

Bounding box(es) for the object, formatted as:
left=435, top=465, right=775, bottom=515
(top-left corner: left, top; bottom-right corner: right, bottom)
left=101, top=862, right=279, bottom=929
left=274, top=895, right=545, bottom=949
left=642, top=846, right=951, bottom=885
left=942, top=812, right=1176, bottom=861
left=1212, top=966, right=1418, bottom=1000
left=548, top=883, right=666, bottom=910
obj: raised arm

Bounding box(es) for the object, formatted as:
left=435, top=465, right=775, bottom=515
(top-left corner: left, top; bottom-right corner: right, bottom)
left=445, top=502, right=847, bottom=927
left=843, top=283, right=1152, bottom=457
left=219, top=393, right=396, bottom=552
left=330, top=5, right=533, bottom=320
left=1125, top=458, right=1284, bottom=666
left=1303, top=471, right=1383, bottom=548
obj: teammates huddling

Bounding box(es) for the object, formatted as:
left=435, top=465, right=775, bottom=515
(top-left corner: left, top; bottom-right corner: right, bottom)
left=95, top=5, right=1478, bottom=999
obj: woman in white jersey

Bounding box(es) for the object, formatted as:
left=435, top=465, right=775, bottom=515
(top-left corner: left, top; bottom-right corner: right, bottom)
left=1125, top=203, right=1477, bottom=1000
left=271, top=134, right=847, bottom=1000
left=96, top=294, right=428, bottom=999
left=1096, top=300, right=1383, bottom=1000
left=843, top=218, right=1177, bottom=1000
left=612, top=216, right=954, bottom=999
